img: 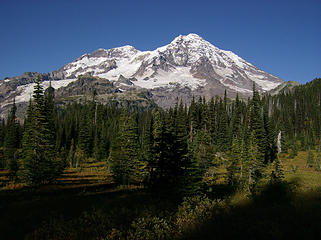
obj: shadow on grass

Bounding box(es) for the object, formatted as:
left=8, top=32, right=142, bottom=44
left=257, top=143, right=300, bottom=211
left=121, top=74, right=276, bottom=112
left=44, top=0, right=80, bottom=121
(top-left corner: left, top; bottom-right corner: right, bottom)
left=186, top=181, right=321, bottom=240
left=1, top=180, right=321, bottom=240
left=0, top=184, right=182, bottom=240
left=0, top=181, right=123, bottom=239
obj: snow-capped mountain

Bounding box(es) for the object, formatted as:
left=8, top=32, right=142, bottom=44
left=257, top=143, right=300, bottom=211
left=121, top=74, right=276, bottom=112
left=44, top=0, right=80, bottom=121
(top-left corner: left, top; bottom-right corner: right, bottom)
left=0, top=33, right=283, bottom=111
left=59, top=33, right=282, bottom=93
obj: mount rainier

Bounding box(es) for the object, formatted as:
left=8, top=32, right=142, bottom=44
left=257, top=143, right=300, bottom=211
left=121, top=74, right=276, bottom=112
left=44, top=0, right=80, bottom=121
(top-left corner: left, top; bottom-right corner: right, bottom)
left=0, top=33, right=283, bottom=111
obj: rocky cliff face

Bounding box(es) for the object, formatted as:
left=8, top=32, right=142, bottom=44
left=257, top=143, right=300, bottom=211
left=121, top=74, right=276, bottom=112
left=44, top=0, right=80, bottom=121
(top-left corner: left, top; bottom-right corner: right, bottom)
left=1, top=33, right=284, bottom=110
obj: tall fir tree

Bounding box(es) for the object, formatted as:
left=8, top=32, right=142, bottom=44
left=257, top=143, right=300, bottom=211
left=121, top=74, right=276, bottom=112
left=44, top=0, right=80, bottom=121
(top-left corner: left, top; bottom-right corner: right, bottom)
left=217, top=98, right=229, bottom=152
left=78, top=108, right=93, bottom=157
left=4, top=98, right=20, bottom=179
left=270, top=156, right=284, bottom=183
left=263, top=104, right=277, bottom=163
left=109, top=109, right=147, bottom=185
left=19, top=76, right=62, bottom=185
left=244, top=131, right=263, bottom=192
left=227, top=136, right=242, bottom=186
left=249, top=83, right=266, bottom=164
left=149, top=109, right=164, bottom=187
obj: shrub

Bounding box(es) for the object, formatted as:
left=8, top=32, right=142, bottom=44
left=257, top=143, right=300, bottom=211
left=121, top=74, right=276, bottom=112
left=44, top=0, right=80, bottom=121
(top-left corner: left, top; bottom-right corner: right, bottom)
left=175, top=195, right=224, bottom=237
left=128, top=215, right=172, bottom=240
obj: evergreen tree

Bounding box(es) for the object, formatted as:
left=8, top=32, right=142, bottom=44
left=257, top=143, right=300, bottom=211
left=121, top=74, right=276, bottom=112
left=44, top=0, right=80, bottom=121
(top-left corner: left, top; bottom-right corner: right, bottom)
left=227, top=137, right=242, bottom=186
left=249, top=83, right=266, bottom=164
left=208, top=97, right=216, bottom=145
left=67, top=138, right=75, bottom=168
left=78, top=108, right=92, bottom=157
left=188, top=96, right=197, bottom=141
left=174, top=101, right=191, bottom=191
left=19, top=76, right=62, bottom=185
left=0, top=118, right=5, bottom=148
left=186, top=129, right=214, bottom=194
left=217, top=98, right=229, bottom=152
left=149, top=109, right=164, bottom=187
left=263, top=104, right=277, bottom=163
left=74, top=145, right=85, bottom=168
left=288, top=141, right=298, bottom=159
left=141, top=111, right=153, bottom=168
left=4, top=99, right=20, bottom=179
left=231, top=94, right=242, bottom=137
left=246, top=131, right=263, bottom=192
left=109, top=109, right=147, bottom=185
left=270, top=156, right=284, bottom=183
left=191, top=130, right=214, bottom=174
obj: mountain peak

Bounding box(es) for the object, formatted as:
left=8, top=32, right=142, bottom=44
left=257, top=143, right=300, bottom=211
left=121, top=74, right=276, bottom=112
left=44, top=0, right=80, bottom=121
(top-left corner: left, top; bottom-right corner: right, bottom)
left=169, top=33, right=220, bottom=55
left=115, top=45, right=137, bottom=51
left=171, top=33, right=205, bottom=44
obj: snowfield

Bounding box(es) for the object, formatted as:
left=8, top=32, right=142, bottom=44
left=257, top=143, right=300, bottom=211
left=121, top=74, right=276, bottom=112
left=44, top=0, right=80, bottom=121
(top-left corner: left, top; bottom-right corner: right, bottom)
left=14, top=79, right=77, bottom=104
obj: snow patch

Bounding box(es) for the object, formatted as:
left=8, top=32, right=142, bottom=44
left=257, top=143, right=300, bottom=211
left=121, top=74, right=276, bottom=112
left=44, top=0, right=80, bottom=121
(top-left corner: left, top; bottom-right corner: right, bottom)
left=14, top=79, right=77, bottom=103
left=97, top=58, right=141, bottom=80
left=223, top=83, right=252, bottom=94
left=246, top=72, right=282, bottom=91
left=135, top=67, right=206, bottom=90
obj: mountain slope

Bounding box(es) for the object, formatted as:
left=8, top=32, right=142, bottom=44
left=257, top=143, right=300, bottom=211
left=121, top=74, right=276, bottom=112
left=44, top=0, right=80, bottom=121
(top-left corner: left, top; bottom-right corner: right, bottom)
left=267, top=81, right=301, bottom=95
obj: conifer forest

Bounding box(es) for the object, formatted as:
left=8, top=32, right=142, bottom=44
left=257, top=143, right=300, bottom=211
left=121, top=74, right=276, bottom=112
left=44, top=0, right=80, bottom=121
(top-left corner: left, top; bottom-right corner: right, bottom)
left=1, top=77, right=321, bottom=239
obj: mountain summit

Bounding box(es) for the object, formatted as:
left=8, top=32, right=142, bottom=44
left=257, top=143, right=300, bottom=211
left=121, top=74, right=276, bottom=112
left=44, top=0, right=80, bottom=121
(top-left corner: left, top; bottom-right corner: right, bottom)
left=1, top=33, right=283, bottom=109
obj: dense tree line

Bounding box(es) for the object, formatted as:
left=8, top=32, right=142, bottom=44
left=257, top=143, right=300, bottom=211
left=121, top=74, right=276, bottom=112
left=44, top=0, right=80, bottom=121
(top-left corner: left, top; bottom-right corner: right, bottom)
left=0, top=77, right=320, bottom=189
left=265, top=78, right=321, bottom=153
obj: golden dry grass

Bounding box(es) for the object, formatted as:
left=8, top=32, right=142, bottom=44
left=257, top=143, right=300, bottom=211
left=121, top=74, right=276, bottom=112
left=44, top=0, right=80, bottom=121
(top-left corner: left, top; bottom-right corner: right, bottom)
left=0, top=161, right=113, bottom=191
left=280, top=151, right=321, bottom=191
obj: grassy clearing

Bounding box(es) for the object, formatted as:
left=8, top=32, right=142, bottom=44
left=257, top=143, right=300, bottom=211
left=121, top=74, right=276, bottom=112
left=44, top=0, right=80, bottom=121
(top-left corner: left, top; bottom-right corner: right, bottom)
left=281, top=151, right=321, bottom=191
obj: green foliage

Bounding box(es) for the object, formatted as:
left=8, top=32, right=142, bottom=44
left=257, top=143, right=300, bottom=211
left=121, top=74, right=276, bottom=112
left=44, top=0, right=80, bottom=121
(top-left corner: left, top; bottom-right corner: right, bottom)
left=74, top=145, right=85, bottom=168
left=270, top=157, right=284, bottom=183
left=175, top=195, right=224, bottom=238
left=109, top=110, right=147, bottom=185
left=227, top=137, right=242, bottom=186
left=18, top=76, right=63, bottom=185
left=4, top=99, right=20, bottom=179
left=246, top=131, right=264, bottom=192
left=288, top=142, right=298, bottom=159
left=78, top=110, right=93, bottom=157
left=249, top=83, right=266, bottom=163
left=191, top=130, right=214, bottom=173
left=129, top=216, right=172, bottom=240
left=67, top=138, right=75, bottom=168
left=263, top=104, right=277, bottom=163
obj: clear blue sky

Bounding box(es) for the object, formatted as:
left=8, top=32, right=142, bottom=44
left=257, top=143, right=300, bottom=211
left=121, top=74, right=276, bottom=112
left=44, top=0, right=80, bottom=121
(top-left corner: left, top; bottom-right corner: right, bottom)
left=0, top=0, right=320, bottom=83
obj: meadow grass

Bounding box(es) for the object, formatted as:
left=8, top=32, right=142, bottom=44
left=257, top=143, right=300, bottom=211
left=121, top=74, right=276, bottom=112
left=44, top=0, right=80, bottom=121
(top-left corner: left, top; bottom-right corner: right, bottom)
left=281, top=151, right=321, bottom=191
